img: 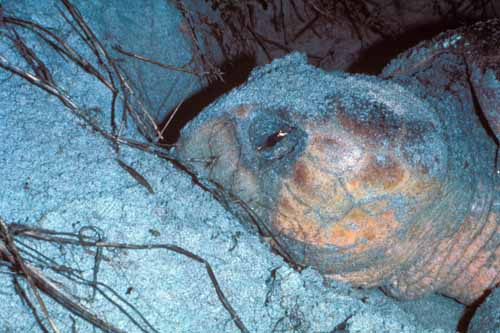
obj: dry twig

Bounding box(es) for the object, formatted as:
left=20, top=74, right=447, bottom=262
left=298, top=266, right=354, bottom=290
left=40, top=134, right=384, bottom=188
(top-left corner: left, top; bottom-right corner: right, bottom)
left=4, top=221, right=250, bottom=333
left=0, top=1, right=249, bottom=331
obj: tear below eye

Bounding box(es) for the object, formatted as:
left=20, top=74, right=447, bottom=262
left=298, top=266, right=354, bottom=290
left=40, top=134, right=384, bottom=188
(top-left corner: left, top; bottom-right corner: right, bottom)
left=257, top=129, right=290, bottom=151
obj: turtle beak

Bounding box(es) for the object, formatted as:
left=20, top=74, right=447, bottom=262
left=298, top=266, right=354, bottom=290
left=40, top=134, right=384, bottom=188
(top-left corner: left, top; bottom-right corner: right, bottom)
left=175, top=116, right=241, bottom=188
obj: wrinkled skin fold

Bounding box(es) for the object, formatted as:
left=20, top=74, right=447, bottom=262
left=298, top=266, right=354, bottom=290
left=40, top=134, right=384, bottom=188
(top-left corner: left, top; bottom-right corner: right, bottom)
left=176, top=20, right=500, bottom=305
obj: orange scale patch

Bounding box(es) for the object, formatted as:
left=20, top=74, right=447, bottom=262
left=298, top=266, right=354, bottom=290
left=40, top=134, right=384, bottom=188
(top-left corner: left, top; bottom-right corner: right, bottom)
left=310, top=134, right=344, bottom=154
left=321, top=208, right=399, bottom=250
left=399, top=176, right=442, bottom=200
left=275, top=151, right=401, bottom=252
left=307, top=131, right=364, bottom=173
left=361, top=200, right=391, bottom=215
left=335, top=106, right=392, bottom=143
left=275, top=187, right=399, bottom=251
left=286, top=159, right=349, bottom=212
left=345, top=155, right=410, bottom=200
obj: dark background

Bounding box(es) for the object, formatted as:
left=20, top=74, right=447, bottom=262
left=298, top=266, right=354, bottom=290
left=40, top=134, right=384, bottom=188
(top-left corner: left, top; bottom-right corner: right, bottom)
left=161, top=0, right=500, bottom=143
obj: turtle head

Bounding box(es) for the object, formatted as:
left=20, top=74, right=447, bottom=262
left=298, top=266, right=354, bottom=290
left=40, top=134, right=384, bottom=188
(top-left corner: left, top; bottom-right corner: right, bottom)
left=175, top=53, right=493, bottom=302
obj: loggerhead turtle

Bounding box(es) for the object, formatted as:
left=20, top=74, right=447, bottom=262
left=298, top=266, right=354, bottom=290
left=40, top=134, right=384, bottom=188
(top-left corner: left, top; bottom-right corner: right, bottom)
left=175, top=19, right=500, bottom=306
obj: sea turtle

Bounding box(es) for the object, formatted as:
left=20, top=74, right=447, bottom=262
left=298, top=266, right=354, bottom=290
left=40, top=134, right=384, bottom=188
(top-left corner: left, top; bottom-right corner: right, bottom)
left=175, top=19, right=500, bottom=307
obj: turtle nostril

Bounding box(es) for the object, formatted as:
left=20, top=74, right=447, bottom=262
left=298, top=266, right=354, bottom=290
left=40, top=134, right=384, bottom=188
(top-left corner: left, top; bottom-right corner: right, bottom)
left=257, top=129, right=291, bottom=151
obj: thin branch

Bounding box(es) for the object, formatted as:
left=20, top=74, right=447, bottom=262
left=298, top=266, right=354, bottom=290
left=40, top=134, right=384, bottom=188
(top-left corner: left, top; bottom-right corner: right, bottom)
left=116, top=159, right=155, bottom=194
left=113, top=45, right=205, bottom=76
left=57, top=0, right=122, bottom=136
left=3, top=16, right=114, bottom=90
left=15, top=240, right=158, bottom=333
left=58, top=0, right=114, bottom=81
left=0, top=222, right=129, bottom=333
left=13, top=277, right=51, bottom=333
left=0, top=54, right=78, bottom=111
left=10, top=223, right=250, bottom=333
left=158, top=78, right=195, bottom=139
left=0, top=23, right=179, bottom=158
left=0, top=220, right=61, bottom=333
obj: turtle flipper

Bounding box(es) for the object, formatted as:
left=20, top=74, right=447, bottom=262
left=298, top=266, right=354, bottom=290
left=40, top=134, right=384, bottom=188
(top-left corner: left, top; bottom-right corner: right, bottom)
left=468, top=53, right=500, bottom=143
left=382, top=19, right=500, bottom=141
left=460, top=20, right=500, bottom=142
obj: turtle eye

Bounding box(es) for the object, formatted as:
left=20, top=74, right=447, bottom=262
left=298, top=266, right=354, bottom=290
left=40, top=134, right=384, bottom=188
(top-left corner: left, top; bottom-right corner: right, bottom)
left=257, top=129, right=291, bottom=151
left=248, top=110, right=307, bottom=164
left=253, top=125, right=297, bottom=160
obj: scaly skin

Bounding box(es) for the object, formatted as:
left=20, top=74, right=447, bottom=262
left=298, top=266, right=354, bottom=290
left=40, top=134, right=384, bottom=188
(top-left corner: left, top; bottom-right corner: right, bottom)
left=381, top=19, right=500, bottom=304
left=175, top=20, right=500, bottom=306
